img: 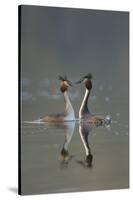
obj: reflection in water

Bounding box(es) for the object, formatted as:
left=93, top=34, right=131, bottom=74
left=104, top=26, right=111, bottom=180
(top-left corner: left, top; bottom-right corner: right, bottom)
left=77, top=122, right=110, bottom=168
left=23, top=120, right=111, bottom=170
left=56, top=120, right=110, bottom=168
left=21, top=119, right=128, bottom=194
left=59, top=121, right=75, bottom=167
left=45, top=120, right=111, bottom=168
left=77, top=121, right=94, bottom=168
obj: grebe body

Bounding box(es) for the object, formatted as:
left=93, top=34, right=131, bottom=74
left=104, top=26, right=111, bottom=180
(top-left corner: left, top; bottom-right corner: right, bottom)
left=40, top=76, right=75, bottom=122
left=76, top=73, right=111, bottom=125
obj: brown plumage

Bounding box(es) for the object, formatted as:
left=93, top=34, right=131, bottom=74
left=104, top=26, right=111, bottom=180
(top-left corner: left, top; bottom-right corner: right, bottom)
left=40, top=75, right=75, bottom=122
left=60, top=81, right=68, bottom=93
left=85, top=116, right=104, bottom=126
left=40, top=113, right=65, bottom=122
left=77, top=73, right=109, bottom=125
left=85, top=79, right=92, bottom=90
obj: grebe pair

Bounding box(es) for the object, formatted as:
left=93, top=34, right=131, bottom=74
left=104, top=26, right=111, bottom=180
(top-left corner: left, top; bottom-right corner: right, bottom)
left=40, top=74, right=111, bottom=124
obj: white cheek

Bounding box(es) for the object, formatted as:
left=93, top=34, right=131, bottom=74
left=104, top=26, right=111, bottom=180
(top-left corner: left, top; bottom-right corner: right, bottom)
left=64, top=81, right=69, bottom=86
left=83, top=78, right=88, bottom=83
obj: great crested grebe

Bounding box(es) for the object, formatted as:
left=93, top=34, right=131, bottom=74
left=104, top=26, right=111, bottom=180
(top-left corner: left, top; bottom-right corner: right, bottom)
left=76, top=73, right=111, bottom=125
left=40, top=75, right=75, bottom=122
left=78, top=121, right=93, bottom=167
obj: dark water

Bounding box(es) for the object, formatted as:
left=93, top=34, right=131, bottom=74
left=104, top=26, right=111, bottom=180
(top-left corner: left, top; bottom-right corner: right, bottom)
left=21, top=115, right=129, bottom=195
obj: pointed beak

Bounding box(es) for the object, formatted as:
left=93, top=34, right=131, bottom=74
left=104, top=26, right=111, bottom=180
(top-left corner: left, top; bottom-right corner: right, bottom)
left=75, top=78, right=83, bottom=84
left=68, top=81, right=73, bottom=87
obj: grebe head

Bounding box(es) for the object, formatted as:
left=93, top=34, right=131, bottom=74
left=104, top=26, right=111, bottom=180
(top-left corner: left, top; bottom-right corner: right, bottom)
left=59, top=75, right=72, bottom=93
left=86, top=153, right=93, bottom=167
left=75, top=73, right=93, bottom=91
left=59, top=148, right=69, bottom=162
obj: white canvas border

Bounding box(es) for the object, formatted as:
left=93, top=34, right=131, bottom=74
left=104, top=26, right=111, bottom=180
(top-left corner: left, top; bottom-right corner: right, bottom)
left=0, top=0, right=132, bottom=199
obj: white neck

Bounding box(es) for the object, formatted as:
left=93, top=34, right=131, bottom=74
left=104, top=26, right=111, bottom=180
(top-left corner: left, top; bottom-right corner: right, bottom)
left=79, top=124, right=89, bottom=156
left=63, top=91, right=75, bottom=121
left=79, top=89, right=91, bottom=119
left=64, top=122, right=75, bottom=150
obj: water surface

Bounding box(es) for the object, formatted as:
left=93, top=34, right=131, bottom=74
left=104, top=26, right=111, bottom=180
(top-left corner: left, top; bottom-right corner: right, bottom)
left=21, top=118, right=129, bottom=195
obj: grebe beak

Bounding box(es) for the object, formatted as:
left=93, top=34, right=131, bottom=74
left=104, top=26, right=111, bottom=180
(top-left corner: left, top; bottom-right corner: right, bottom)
left=68, top=80, right=73, bottom=87
left=75, top=78, right=83, bottom=84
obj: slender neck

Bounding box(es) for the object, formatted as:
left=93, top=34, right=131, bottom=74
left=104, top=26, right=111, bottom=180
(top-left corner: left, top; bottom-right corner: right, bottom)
left=63, top=91, right=74, bottom=115
left=79, top=89, right=91, bottom=119
left=79, top=124, right=91, bottom=156
left=63, top=91, right=75, bottom=120
left=63, top=122, right=75, bottom=150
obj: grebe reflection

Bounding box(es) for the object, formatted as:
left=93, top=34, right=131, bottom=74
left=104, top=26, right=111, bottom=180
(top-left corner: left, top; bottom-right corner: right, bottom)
left=76, top=121, right=95, bottom=168
left=59, top=121, right=75, bottom=166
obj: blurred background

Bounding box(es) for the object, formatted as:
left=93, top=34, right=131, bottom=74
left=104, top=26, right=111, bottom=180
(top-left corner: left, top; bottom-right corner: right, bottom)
left=21, top=5, right=129, bottom=123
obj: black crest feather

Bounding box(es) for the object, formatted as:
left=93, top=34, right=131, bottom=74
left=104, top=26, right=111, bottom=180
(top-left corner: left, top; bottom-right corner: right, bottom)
left=58, top=75, right=67, bottom=81
left=83, top=73, right=93, bottom=79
